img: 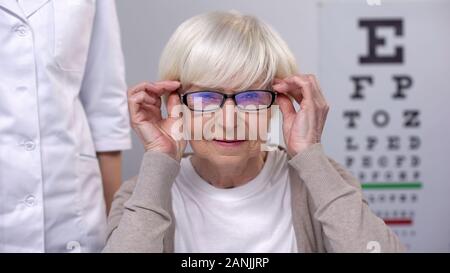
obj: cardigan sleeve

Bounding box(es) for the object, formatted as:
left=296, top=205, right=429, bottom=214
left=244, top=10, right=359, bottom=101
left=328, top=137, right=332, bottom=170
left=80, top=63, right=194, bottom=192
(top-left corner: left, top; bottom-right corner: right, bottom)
left=103, top=151, right=180, bottom=253
left=288, top=143, right=406, bottom=253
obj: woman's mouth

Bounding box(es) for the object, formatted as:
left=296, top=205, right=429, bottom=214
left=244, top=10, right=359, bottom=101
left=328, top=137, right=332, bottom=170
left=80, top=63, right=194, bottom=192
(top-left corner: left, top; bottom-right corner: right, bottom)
left=212, top=139, right=246, bottom=147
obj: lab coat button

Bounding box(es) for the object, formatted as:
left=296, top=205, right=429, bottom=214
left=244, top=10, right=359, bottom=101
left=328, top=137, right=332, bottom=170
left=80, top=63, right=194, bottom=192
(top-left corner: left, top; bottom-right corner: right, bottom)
left=24, top=141, right=36, bottom=151
left=24, top=195, right=36, bottom=207
left=14, top=25, right=29, bottom=37
left=66, top=241, right=82, bottom=253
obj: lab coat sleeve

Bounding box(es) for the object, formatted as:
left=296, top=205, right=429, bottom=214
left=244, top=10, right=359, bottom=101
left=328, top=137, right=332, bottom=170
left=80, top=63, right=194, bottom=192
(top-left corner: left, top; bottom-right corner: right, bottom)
left=80, top=0, right=131, bottom=152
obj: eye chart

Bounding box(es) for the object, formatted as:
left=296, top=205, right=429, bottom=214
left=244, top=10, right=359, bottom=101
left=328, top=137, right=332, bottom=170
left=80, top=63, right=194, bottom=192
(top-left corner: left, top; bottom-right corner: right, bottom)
left=319, top=0, right=450, bottom=252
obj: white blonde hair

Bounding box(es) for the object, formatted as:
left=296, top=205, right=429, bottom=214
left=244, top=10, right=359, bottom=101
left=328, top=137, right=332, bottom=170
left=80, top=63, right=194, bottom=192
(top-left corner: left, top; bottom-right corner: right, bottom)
left=158, top=10, right=298, bottom=91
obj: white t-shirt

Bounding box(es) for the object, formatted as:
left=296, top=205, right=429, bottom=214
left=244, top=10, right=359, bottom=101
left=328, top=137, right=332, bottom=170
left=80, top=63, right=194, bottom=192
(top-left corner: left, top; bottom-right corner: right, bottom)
left=172, top=148, right=298, bottom=253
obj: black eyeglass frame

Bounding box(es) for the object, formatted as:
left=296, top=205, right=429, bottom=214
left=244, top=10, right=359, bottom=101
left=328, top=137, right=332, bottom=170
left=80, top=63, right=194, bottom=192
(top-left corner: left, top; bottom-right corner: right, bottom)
left=179, top=89, right=277, bottom=112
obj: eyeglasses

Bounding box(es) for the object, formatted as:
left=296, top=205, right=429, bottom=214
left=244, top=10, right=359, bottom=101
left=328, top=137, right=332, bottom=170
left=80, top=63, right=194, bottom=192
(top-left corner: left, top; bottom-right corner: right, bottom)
left=179, top=90, right=277, bottom=112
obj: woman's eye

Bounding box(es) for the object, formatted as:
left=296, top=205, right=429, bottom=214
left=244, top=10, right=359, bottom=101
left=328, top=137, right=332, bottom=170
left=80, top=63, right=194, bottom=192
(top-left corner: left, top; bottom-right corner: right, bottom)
left=191, top=93, right=222, bottom=102
left=242, top=93, right=257, bottom=99
left=199, top=95, right=218, bottom=101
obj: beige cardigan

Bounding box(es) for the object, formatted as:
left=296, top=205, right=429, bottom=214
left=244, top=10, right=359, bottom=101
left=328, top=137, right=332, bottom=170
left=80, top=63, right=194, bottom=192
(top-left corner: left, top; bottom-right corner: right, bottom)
left=103, top=144, right=405, bottom=253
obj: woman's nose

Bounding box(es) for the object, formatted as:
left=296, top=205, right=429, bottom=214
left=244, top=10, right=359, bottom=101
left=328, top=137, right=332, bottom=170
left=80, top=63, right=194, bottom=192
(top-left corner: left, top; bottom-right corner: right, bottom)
left=219, top=99, right=237, bottom=129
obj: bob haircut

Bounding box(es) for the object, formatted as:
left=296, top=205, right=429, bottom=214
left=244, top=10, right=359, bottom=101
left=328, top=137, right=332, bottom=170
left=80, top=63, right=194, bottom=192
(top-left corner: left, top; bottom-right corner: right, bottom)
left=159, top=10, right=298, bottom=93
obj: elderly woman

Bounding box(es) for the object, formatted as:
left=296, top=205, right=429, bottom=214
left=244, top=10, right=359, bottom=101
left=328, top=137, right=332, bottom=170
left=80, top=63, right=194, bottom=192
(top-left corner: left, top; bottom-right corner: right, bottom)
left=104, top=11, right=404, bottom=253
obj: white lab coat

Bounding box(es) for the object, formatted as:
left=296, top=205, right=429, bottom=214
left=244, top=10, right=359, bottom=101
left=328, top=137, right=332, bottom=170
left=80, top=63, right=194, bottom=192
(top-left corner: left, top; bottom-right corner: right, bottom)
left=0, top=0, right=131, bottom=252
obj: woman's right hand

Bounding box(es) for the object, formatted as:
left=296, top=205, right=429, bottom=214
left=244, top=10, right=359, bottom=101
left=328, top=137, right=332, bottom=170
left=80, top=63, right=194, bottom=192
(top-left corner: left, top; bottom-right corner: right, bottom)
left=128, top=81, right=186, bottom=161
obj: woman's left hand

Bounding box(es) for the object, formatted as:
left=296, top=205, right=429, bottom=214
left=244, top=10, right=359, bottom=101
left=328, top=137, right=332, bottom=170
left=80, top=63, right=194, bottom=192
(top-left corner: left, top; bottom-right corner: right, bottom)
left=273, top=74, right=330, bottom=157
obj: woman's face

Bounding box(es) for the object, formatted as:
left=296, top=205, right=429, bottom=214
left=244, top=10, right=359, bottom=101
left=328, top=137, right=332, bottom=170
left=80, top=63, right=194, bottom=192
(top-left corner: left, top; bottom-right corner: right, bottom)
left=182, top=84, right=274, bottom=165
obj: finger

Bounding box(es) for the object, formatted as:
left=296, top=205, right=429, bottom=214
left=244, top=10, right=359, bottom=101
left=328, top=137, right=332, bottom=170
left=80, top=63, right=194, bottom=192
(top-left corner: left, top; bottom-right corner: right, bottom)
left=128, top=92, right=143, bottom=125
left=285, top=75, right=315, bottom=103
left=128, top=80, right=181, bottom=97
left=166, top=91, right=183, bottom=118
left=130, top=91, right=157, bottom=105
left=128, top=82, right=153, bottom=97
left=140, top=102, right=162, bottom=111
left=273, top=80, right=303, bottom=104
left=141, top=103, right=162, bottom=116
left=128, top=91, right=157, bottom=121
left=276, top=93, right=296, bottom=118
left=272, top=78, right=284, bottom=85
left=128, top=91, right=146, bottom=117
left=272, top=80, right=289, bottom=92
left=154, top=80, right=181, bottom=88
left=304, top=74, right=326, bottom=104
left=145, top=81, right=181, bottom=97
left=142, top=92, right=162, bottom=108
left=137, top=102, right=163, bottom=124
left=304, top=75, right=330, bottom=115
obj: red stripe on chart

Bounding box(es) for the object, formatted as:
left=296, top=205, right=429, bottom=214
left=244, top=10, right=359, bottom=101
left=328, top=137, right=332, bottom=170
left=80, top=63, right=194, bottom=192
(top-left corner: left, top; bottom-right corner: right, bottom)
left=383, top=218, right=413, bottom=226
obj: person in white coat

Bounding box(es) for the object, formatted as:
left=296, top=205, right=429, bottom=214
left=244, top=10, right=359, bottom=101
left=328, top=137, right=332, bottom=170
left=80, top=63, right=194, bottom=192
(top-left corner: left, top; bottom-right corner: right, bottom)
left=0, top=0, right=131, bottom=252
